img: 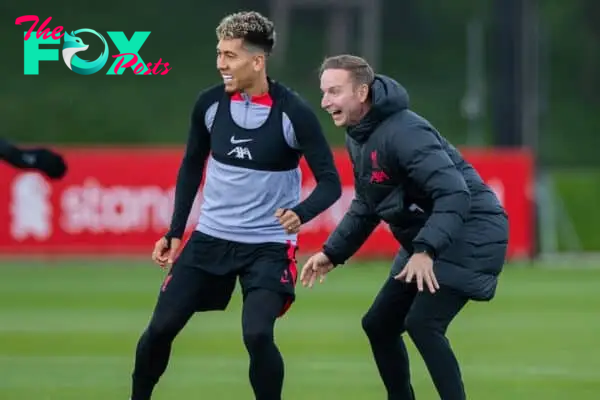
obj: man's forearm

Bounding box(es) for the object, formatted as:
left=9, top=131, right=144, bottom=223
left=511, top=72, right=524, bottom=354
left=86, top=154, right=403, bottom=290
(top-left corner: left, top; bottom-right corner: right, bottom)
left=292, top=170, right=341, bottom=223
left=323, top=202, right=380, bottom=265
left=166, top=159, right=204, bottom=239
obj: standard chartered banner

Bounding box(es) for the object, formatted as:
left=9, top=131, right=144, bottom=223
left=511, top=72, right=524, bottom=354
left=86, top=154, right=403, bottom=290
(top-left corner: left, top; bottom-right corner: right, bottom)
left=0, top=147, right=534, bottom=260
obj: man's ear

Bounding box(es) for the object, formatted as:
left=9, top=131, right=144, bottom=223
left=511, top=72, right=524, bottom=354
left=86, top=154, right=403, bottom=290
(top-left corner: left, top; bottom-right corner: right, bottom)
left=253, top=53, right=266, bottom=72
left=357, top=83, right=369, bottom=103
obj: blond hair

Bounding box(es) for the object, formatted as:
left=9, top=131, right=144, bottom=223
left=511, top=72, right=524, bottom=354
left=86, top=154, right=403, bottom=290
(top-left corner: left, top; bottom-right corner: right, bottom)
left=216, top=11, right=276, bottom=54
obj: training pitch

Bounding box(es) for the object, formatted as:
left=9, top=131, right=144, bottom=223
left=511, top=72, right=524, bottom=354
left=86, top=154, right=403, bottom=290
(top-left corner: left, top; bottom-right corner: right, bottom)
left=0, top=259, right=598, bottom=399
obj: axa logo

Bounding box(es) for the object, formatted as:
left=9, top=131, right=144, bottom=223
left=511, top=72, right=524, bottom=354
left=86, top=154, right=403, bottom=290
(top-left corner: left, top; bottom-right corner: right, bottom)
left=228, top=146, right=252, bottom=160
left=15, top=15, right=171, bottom=76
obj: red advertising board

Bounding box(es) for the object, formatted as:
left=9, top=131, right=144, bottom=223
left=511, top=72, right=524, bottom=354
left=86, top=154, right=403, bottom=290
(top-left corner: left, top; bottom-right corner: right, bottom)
left=0, top=147, right=534, bottom=259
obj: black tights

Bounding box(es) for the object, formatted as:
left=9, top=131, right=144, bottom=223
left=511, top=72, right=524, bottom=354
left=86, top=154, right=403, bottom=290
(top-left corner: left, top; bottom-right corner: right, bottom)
left=131, top=284, right=285, bottom=400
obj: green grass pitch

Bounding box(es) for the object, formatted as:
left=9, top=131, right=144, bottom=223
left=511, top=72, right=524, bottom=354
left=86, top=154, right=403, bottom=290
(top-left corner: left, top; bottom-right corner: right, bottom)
left=0, top=259, right=599, bottom=399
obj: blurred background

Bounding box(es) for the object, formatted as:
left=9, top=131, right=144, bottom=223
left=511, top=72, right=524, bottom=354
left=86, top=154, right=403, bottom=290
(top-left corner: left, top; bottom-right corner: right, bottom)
left=3, top=0, right=600, bottom=253
left=1, top=0, right=599, bottom=399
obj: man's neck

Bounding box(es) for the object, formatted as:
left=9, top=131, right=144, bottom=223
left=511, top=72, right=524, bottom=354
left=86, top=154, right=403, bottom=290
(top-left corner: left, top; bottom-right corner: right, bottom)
left=357, top=102, right=371, bottom=120
left=243, top=76, right=269, bottom=97
left=349, top=102, right=372, bottom=126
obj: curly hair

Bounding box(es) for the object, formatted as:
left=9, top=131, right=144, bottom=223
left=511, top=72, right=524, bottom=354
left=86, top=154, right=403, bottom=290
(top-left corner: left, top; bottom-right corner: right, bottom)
left=216, top=11, right=276, bottom=54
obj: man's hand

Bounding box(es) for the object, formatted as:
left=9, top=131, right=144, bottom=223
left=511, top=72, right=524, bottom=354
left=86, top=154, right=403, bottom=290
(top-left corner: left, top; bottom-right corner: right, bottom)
left=275, top=208, right=302, bottom=234
left=394, top=252, right=439, bottom=293
left=152, top=237, right=181, bottom=270
left=26, top=148, right=67, bottom=180
left=300, top=252, right=335, bottom=288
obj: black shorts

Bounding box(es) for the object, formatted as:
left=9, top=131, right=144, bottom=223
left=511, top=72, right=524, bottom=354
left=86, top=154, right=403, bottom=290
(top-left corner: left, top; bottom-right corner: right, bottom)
left=159, top=231, right=298, bottom=316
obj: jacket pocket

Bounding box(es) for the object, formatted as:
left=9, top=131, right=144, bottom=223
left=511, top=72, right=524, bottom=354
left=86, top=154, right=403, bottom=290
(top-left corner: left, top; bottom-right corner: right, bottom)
left=370, top=184, right=405, bottom=223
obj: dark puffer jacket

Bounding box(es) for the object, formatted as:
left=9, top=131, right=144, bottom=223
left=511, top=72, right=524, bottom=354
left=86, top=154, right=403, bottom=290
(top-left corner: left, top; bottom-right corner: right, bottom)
left=323, top=75, right=509, bottom=301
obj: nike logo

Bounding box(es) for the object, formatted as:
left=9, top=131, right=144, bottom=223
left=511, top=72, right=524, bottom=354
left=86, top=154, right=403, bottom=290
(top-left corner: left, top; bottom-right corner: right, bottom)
left=230, top=136, right=253, bottom=144
left=409, top=203, right=424, bottom=213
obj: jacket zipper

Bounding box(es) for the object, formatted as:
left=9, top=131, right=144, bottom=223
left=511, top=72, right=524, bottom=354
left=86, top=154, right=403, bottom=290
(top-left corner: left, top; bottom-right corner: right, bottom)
left=244, top=94, right=249, bottom=127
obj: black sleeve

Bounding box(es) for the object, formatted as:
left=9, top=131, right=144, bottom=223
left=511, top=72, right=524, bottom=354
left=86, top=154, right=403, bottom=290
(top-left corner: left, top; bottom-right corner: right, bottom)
left=322, top=190, right=381, bottom=266
left=165, top=93, right=212, bottom=239
left=388, top=124, right=471, bottom=257
left=0, top=138, right=67, bottom=179
left=286, top=96, right=342, bottom=224
left=0, top=138, right=29, bottom=168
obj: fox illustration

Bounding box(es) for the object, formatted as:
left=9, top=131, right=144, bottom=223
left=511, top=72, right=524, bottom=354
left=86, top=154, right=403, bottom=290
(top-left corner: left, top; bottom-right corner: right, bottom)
left=62, top=31, right=89, bottom=70
left=61, top=30, right=109, bottom=75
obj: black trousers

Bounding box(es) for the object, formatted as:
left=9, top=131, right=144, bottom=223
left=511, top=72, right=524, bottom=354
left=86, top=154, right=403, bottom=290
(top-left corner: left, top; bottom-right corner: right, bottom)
left=362, top=277, right=469, bottom=400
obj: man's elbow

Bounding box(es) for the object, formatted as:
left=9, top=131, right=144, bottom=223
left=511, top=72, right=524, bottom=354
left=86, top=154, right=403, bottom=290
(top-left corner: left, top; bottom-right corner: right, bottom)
left=330, top=175, right=343, bottom=204
left=444, top=174, right=471, bottom=210
left=453, top=188, right=471, bottom=216
left=435, top=186, right=471, bottom=216
left=331, top=175, right=343, bottom=202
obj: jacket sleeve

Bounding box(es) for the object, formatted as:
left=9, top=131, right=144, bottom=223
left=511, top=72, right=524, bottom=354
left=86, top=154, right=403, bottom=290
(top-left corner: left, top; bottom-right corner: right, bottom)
left=0, top=138, right=27, bottom=168
left=388, top=124, right=471, bottom=257
left=0, top=139, right=68, bottom=180
left=322, top=186, right=381, bottom=266
left=165, top=93, right=212, bottom=240
left=286, top=96, right=342, bottom=224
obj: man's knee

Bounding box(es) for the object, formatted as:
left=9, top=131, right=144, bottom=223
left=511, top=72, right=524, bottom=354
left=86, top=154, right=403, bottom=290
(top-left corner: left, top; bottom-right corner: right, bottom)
left=362, top=309, right=396, bottom=340
left=405, top=290, right=467, bottom=340
left=404, top=311, right=447, bottom=341
left=243, top=327, right=274, bottom=353
left=404, top=312, right=426, bottom=337
left=144, top=307, right=188, bottom=343
left=242, top=290, right=280, bottom=353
